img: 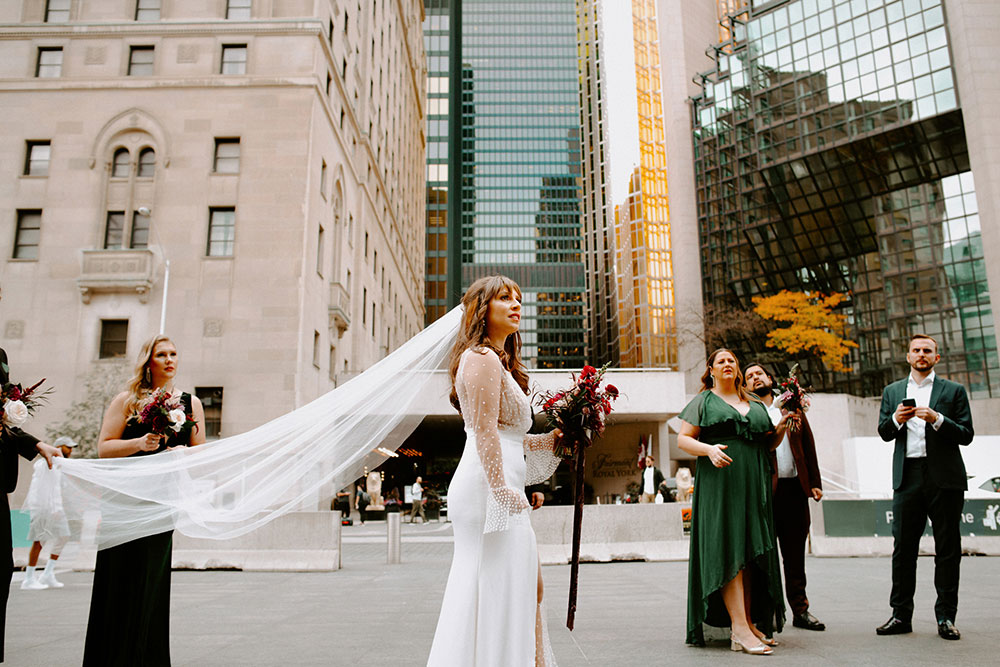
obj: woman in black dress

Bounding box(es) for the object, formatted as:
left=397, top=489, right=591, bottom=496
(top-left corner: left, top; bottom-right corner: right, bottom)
left=83, top=335, right=205, bottom=666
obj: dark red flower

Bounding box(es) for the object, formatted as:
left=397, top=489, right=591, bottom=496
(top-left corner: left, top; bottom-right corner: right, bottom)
left=581, top=365, right=596, bottom=378
left=605, top=384, right=618, bottom=397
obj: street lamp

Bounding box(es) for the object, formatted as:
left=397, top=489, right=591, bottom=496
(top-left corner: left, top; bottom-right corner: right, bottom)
left=137, top=206, right=170, bottom=335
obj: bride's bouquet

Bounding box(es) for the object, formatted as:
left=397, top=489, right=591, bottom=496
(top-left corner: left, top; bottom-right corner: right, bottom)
left=536, top=363, right=619, bottom=631
left=775, top=363, right=810, bottom=432
left=1, top=378, right=51, bottom=433
left=131, top=388, right=197, bottom=437
left=537, top=363, right=618, bottom=458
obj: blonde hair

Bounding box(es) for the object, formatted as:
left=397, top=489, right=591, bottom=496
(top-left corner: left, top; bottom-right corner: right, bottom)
left=447, top=275, right=529, bottom=412
left=123, top=334, right=174, bottom=417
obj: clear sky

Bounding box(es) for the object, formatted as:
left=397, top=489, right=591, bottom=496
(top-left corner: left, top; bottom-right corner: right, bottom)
left=601, top=0, right=640, bottom=206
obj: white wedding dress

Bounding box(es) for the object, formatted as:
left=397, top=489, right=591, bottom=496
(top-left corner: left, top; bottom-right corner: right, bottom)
left=427, top=349, right=561, bottom=667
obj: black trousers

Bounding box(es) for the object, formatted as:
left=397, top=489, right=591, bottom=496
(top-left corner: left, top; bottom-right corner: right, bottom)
left=890, top=458, right=964, bottom=623
left=1, top=492, right=11, bottom=663
left=774, top=478, right=811, bottom=616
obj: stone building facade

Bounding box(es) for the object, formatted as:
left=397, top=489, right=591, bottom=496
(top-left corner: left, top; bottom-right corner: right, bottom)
left=0, top=0, right=426, bottom=442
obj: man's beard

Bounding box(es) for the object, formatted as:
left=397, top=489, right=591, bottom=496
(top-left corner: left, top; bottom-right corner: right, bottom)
left=751, top=385, right=773, bottom=397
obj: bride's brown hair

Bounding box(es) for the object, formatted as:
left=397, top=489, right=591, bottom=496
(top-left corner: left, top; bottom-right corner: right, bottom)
left=448, top=275, right=529, bottom=412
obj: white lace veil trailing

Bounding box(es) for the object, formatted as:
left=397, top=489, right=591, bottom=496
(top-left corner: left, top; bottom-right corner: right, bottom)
left=30, top=306, right=463, bottom=550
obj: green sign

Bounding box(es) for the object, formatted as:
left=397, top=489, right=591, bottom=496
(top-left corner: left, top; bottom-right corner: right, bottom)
left=822, top=499, right=1000, bottom=537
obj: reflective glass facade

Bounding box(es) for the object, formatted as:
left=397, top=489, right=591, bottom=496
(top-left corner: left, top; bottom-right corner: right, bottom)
left=424, top=0, right=451, bottom=325
left=615, top=0, right=677, bottom=369
left=693, top=0, right=999, bottom=396
left=578, top=0, right=619, bottom=367
left=423, top=0, right=587, bottom=368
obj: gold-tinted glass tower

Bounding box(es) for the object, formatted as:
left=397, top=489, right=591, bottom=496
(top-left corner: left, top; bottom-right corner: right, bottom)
left=616, top=0, right=676, bottom=368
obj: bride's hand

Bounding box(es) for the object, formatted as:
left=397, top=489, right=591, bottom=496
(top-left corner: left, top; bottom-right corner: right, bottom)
left=552, top=428, right=564, bottom=448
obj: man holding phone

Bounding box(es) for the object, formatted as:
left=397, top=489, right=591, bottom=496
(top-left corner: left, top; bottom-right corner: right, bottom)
left=875, top=334, right=974, bottom=641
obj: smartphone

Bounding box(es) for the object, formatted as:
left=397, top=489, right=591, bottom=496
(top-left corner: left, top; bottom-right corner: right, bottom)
left=901, top=398, right=916, bottom=407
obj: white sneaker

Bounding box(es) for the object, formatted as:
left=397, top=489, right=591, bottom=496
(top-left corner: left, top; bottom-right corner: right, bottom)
left=39, top=571, right=64, bottom=588
left=20, top=577, right=47, bottom=591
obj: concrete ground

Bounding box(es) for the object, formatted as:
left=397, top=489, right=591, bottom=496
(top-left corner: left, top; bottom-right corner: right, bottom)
left=6, top=519, right=997, bottom=666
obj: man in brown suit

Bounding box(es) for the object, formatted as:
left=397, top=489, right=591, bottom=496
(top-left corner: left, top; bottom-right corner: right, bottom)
left=745, top=363, right=825, bottom=631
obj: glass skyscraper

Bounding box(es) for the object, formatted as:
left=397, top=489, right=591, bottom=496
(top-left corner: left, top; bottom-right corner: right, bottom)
left=423, top=0, right=587, bottom=368
left=693, top=0, right=998, bottom=396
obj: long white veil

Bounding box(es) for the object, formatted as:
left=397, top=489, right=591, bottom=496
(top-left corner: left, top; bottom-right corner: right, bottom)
left=34, top=306, right=462, bottom=550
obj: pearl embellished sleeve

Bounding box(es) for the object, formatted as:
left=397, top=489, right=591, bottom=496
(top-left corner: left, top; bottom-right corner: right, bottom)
left=523, top=432, right=561, bottom=485
left=457, top=349, right=530, bottom=533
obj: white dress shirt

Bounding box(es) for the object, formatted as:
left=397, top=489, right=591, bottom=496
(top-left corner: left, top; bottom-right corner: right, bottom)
left=765, top=403, right=797, bottom=478
left=643, top=466, right=655, bottom=494
left=893, top=371, right=946, bottom=458
left=412, top=482, right=422, bottom=501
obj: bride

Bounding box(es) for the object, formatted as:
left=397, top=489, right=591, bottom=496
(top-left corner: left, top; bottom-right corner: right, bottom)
left=427, top=275, right=562, bottom=667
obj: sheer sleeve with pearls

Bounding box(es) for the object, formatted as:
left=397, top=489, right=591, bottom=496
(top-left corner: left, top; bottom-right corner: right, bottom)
left=456, top=349, right=530, bottom=533
left=523, top=432, right=561, bottom=485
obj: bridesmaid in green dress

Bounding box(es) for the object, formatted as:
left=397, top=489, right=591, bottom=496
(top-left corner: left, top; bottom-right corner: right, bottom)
left=83, top=335, right=206, bottom=666
left=678, top=348, right=790, bottom=655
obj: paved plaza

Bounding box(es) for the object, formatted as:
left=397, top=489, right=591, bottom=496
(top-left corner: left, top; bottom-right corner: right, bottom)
left=6, top=521, right=997, bottom=666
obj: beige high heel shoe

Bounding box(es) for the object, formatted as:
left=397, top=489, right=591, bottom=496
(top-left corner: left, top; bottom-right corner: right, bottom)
left=730, top=633, right=774, bottom=655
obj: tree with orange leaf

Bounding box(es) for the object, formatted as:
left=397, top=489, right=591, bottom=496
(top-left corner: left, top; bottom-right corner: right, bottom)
left=751, top=291, right=858, bottom=373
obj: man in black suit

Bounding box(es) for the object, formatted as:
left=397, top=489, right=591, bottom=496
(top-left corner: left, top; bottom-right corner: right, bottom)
left=876, top=334, right=973, bottom=641
left=1, top=285, right=62, bottom=662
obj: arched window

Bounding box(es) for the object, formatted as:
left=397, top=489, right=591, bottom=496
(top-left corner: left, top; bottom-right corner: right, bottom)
left=137, top=148, right=155, bottom=178
left=333, top=182, right=342, bottom=225
left=112, top=148, right=130, bottom=177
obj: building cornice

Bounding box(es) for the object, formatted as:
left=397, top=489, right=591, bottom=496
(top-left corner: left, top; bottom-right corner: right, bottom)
left=0, top=19, right=326, bottom=40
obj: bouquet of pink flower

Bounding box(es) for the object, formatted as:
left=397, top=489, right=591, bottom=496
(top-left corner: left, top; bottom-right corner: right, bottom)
left=130, top=388, right=197, bottom=438
left=776, top=364, right=810, bottom=431
left=537, top=363, right=619, bottom=459
left=536, top=363, right=619, bottom=631
left=1, top=379, right=51, bottom=433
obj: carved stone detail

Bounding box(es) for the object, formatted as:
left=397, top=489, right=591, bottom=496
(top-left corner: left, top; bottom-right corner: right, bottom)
left=77, top=249, right=155, bottom=305
left=4, top=321, right=25, bottom=340
left=203, top=319, right=224, bottom=337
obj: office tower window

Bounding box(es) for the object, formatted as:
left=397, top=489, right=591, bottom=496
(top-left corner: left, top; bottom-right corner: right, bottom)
left=104, top=211, right=125, bottom=249
left=135, top=0, right=160, bottom=21
left=207, top=208, right=236, bottom=257
left=213, top=138, right=240, bottom=173
left=36, top=48, right=62, bottom=77
left=24, top=141, right=51, bottom=176
left=195, top=387, right=224, bottom=439
left=131, top=210, right=150, bottom=248
left=99, top=320, right=128, bottom=358
left=13, top=210, right=42, bottom=260
left=226, top=0, right=251, bottom=20
left=128, top=46, right=154, bottom=76
left=45, top=0, right=71, bottom=23
left=112, top=148, right=130, bottom=177
left=221, top=45, right=247, bottom=74
left=137, top=147, right=155, bottom=177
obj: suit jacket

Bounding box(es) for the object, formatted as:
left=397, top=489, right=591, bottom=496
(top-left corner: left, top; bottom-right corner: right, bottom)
left=877, top=375, right=974, bottom=491
left=769, top=412, right=822, bottom=496
left=639, top=466, right=664, bottom=494
left=0, top=347, right=40, bottom=494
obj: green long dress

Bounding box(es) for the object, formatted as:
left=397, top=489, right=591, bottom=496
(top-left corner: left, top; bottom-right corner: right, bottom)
left=680, top=390, right=785, bottom=645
